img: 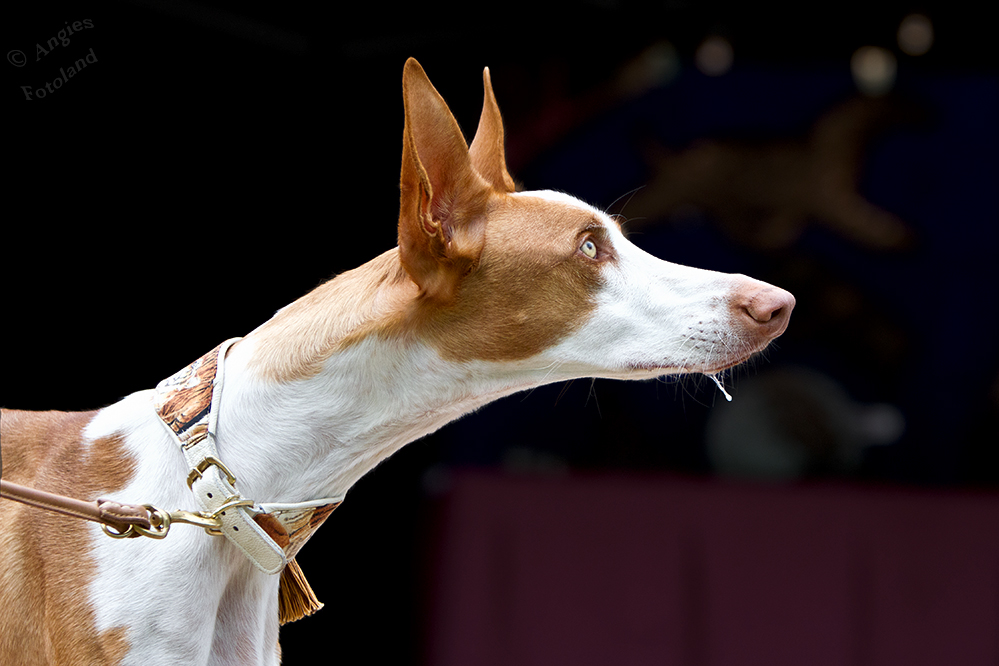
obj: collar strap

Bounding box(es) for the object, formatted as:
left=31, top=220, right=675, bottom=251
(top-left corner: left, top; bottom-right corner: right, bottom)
left=153, top=338, right=343, bottom=574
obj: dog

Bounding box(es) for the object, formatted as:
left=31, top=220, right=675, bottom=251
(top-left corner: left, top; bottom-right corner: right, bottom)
left=0, top=58, right=793, bottom=665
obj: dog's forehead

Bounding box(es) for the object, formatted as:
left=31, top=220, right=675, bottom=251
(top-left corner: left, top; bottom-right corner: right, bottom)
left=511, top=189, right=603, bottom=218
left=493, top=190, right=613, bottom=243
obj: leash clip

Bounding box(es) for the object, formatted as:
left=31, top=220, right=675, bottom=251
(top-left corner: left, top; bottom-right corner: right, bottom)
left=101, top=504, right=173, bottom=540
left=99, top=498, right=254, bottom=540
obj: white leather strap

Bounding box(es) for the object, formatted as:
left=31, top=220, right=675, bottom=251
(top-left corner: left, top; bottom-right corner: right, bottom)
left=167, top=338, right=286, bottom=574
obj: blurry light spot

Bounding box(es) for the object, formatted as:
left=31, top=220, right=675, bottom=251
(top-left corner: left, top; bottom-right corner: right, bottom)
left=642, top=41, right=681, bottom=86
left=696, top=35, right=733, bottom=76
left=618, top=40, right=681, bottom=95
left=898, top=13, right=934, bottom=56
left=851, top=46, right=897, bottom=96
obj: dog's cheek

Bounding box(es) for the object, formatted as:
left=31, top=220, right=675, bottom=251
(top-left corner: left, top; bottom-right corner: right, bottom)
left=427, top=257, right=603, bottom=363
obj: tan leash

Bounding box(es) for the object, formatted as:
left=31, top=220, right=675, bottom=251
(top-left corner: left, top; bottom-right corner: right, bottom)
left=0, top=478, right=159, bottom=536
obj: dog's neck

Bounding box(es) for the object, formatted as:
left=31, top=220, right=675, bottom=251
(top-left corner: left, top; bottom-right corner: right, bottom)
left=206, top=248, right=538, bottom=506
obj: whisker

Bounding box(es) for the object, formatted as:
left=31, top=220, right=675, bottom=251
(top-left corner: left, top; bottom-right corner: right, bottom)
left=585, top=378, right=603, bottom=419
left=521, top=360, right=564, bottom=401
left=604, top=186, right=645, bottom=217
left=554, top=379, right=576, bottom=405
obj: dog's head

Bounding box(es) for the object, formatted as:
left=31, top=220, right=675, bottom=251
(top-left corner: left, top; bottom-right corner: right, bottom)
left=397, top=59, right=793, bottom=380
left=396, top=59, right=793, bottom=383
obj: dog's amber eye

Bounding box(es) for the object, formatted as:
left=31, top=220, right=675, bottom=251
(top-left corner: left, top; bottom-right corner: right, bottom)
left=580, top=239, right=598, bottom=259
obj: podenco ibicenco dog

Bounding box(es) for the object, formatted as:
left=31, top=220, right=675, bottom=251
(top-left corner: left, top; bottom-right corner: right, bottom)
left=0, top=58, right=793, bottom=665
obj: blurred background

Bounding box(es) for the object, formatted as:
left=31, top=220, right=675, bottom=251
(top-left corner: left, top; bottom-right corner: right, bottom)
left=3, top=1, right=997, bottom=663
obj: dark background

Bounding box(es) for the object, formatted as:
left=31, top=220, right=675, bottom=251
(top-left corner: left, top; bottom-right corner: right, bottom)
left=3, top=2, right=996, bottom=663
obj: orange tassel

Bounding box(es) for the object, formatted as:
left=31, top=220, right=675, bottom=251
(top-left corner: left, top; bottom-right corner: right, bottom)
left=278, top=559, right=323, bottom=625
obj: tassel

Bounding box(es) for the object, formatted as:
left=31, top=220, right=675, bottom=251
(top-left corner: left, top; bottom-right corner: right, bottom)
left=278, top=559, right=324, bottom=625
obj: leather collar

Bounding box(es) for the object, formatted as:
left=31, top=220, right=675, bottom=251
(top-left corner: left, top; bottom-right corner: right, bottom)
left=153, top=338, right=343, bottom=574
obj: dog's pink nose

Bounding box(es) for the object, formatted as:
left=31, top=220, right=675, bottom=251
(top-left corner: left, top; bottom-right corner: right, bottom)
left=738, top=284, right=795, bottom=339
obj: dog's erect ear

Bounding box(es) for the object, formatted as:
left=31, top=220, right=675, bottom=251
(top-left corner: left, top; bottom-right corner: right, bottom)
left=398, top=58, right=490, bottom=302
left=469, top=67, right=516, bottom=193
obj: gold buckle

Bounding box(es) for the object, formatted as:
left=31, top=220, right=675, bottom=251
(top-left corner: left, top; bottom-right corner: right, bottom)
left=208, top=497, right=256, bottom=518
left=203, top=497, right=256, bottom=535
left=186, top=457, right=238, bottom=489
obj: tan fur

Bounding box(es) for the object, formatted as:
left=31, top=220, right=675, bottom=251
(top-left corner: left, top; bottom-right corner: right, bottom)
left=468, top=67, right=517, bottom=194
left=0, top=409, right=135, bottom=665
left=398, top=59, right=492, bottom=304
